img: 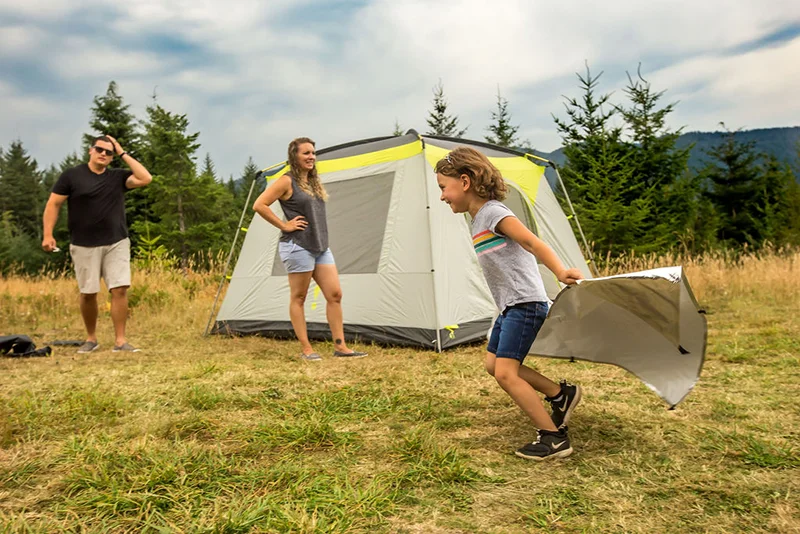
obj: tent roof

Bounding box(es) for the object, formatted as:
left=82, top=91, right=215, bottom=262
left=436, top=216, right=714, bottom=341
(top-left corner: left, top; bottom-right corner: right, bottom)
left=261, top=130, right=555, bottom=176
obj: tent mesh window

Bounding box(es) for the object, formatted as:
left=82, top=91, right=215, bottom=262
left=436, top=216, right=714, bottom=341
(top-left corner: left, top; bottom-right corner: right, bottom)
left=271, top=171, right=395, bottom=275
left=503, top=184, right=537, bottom=233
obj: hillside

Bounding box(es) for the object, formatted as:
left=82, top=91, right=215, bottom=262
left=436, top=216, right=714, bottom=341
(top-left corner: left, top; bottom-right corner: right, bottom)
left=535, top=126, right=800, bottom=185
left=677, top=126, right=800, bottom=173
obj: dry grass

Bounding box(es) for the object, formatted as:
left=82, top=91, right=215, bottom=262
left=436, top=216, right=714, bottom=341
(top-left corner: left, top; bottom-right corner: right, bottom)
left=1, top=250, right=798, bottom=533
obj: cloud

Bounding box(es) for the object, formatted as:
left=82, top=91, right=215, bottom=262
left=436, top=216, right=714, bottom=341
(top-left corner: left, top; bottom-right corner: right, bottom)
left=0, top=24, right=47, bottom=56
left=49, top=39, right=167, bottom=80
left=0, top=0, right=799, bottom=178
left=0, top=0, right=76, bottom=19
left=650, top=37, right=800, bottom=131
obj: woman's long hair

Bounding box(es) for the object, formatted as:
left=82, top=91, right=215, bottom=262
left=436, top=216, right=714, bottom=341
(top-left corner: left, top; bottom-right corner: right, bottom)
left=288, top=137, right=328, bottom=201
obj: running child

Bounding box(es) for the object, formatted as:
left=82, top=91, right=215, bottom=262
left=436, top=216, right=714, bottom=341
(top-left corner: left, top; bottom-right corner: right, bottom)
left=435, top=146, right=583, bottom=460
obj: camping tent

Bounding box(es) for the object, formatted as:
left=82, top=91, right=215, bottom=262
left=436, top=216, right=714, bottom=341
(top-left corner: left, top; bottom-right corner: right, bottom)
left=210, top=131, right=593, bottom=351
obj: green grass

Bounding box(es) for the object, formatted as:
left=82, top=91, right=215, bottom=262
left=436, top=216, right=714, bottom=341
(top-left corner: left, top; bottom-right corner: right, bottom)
left=1, top=254, right=799, bottom=533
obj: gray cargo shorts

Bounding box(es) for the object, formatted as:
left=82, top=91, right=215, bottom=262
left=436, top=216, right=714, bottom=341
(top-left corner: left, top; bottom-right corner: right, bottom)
left=69, top=238, right=131, bottom=294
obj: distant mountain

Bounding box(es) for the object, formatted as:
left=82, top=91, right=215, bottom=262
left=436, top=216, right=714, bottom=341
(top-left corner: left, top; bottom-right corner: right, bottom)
left=533, top=126, right=800, bottom=186
left=676, top=127, right=800, bottom=174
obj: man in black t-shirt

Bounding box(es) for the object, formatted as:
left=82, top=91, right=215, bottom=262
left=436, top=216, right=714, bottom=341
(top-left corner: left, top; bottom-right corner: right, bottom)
left=42, top=135, right=152, bottom=353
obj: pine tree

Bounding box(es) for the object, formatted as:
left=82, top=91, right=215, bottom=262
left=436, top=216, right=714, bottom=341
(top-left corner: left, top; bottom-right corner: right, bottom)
left=138, top=101, right=201, bottom=270
left=392, top=120, right=404, bottom=136
left=553, top=65, right=649, bottom=258
left=789, top=143, right=800, bottom=245
left=199, top=153, right=217, bottom=181
left=553, top=66, right=620, bottom=149
left=234, top=157, right=262, bottom=212
left=485, top=87, right=520, bottom=148
left=137, top=102, right=240, bottom=268
left=701, top=127, right=763, bottom=247
left=753, top=156, right=797, bottom=246
left=785, top=176, right=800, bottom=247
left=616, top=68, right=693, bottom=251
left=0, top=140, right=45, bottom=239
left=568, top=133, right=651, bottom=257
left=667, top=173, right=718, bottom=254
left=191, top=164, right=238, bottom=264
left=426, top=80, right=467, bottom=138
left=83, top=81, right=141, bottom=159
left=225, top=174, right=237, bottom=198
left=0, top=211, right=51, bottom=274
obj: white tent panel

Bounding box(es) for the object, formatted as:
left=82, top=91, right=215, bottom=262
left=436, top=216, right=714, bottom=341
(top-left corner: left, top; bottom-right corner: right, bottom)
left=424, top=160, right=496, bottom=331
left=381, top=154, right=435, bottom=274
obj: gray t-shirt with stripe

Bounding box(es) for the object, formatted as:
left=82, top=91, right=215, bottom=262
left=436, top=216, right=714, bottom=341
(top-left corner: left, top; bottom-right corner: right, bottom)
left=472, top=200, right=548, bottom=312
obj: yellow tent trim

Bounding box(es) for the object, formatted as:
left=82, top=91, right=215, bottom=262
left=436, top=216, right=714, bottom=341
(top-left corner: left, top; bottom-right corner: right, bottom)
left=444, top=324, right=459, bottom=339
left=264, top=140, right=423, bottom=182
left=319, top=140, right=423, bottom=173
left=524, top=153, right=552, bottom=165
left=424, top=145, right=545, bottom=203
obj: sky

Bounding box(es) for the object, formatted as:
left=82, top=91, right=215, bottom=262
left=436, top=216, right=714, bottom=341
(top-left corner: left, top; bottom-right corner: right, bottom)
left=1, top=0, right=799, bottom=180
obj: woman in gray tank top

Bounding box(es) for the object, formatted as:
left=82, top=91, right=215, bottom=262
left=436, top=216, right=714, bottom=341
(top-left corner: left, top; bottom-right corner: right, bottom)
left=253, top=137, right=367, bottom=361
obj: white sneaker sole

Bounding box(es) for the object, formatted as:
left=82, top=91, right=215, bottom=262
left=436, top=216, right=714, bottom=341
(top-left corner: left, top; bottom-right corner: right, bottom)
left=515, top=447, right=574, bottom=461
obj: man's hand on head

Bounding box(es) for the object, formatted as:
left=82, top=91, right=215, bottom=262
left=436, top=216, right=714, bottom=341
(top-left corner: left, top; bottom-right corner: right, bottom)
left=105, top=135, right=124, bottom=156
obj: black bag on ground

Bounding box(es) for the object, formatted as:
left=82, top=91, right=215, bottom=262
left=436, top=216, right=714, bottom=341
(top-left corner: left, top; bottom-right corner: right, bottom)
left=0, top=335, right=52, bottom=358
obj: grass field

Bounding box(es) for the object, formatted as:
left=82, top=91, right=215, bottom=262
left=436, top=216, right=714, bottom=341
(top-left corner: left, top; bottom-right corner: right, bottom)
left=1, top=250, right=799, bottom=533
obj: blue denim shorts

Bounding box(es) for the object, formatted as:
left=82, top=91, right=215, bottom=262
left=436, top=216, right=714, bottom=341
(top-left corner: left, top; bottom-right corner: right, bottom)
left=279, top=241, right=335, bottom=273
left=487, top=301, right=549, bottom=362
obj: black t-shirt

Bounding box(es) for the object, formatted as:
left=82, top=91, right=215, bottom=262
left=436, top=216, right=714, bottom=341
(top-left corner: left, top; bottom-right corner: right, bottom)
left=52, top=164, right=133, bottom=246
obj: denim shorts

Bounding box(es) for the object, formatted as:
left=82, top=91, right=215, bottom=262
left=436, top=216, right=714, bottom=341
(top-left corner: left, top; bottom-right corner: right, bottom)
left=487, top=301, right=549, bottom=362
left=278, top=241, right=335, bottom=273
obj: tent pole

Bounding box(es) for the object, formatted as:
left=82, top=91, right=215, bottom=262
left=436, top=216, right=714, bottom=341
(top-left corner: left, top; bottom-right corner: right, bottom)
left=420, top=143, right=444, bottom=353
left=550, top=163, right=599, bottom=277
left=203, top=170, right=265, bottom=336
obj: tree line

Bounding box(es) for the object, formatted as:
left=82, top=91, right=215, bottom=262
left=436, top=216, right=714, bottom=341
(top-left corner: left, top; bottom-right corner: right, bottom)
left=2, top=70, right=799, bottom=275
left=414, top=69, right=800, bottom=259
left=0, top=82, right=260, bottom=274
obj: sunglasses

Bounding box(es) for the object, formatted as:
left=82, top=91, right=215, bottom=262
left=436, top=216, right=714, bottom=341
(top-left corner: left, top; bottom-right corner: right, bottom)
left=92, top=146, right=115, bottom=156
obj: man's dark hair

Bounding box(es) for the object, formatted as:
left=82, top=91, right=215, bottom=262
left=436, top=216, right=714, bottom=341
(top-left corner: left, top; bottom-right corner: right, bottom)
left=92, top=135, right=112, bottom=145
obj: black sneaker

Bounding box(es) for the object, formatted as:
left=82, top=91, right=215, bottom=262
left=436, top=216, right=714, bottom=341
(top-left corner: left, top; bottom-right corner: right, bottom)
left=546, top=380, right=582, bottom=429
left=515, top=429, right=573, bottom=460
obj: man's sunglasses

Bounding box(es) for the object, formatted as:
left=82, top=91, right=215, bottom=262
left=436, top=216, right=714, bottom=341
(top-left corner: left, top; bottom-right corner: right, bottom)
left=92, top=146, right=115, bottom=156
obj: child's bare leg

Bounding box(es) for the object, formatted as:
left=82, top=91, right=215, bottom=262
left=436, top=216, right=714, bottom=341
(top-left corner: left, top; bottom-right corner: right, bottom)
left=518, top=366, right=560, bottom=397
left=485, top=352, right=560, bottom=397
left=492, top=357, right=558, bottom=431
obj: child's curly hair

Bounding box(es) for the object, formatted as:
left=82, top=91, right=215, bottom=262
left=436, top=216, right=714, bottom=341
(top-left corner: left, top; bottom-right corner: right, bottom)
left=434, top=147, right=507, bottom=201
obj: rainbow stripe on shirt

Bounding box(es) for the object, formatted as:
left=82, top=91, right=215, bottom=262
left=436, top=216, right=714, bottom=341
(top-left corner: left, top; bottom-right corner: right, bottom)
left=473, top=230, right=506, bottom=256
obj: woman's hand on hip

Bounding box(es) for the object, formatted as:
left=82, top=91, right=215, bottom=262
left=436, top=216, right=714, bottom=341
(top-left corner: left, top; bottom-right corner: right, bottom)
left=283, top=216, right=308, bottom=232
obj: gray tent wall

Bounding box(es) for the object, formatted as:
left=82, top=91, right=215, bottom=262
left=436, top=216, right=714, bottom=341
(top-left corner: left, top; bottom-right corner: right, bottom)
left=531, top=267, right=707, bottom=407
